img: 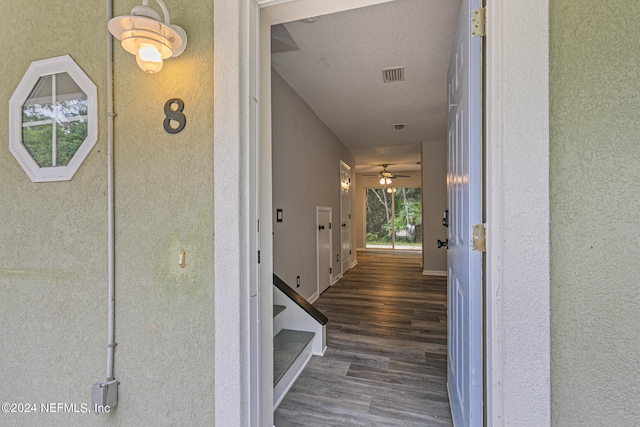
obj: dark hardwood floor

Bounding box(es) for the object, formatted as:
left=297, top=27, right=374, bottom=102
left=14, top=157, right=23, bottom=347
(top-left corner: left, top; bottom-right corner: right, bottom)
left=274, top=251, right=452, bottom=426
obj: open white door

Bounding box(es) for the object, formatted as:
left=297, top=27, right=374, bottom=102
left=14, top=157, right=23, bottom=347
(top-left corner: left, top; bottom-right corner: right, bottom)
left=446, top=0, right=483, bottom=425
left=317, top=207, right=332, bottom=294
left=340, top=161, right=352, bottom=274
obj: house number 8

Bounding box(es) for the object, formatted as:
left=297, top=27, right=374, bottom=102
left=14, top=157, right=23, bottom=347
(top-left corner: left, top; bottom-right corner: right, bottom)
left=163, top=98, right=186, bottom=134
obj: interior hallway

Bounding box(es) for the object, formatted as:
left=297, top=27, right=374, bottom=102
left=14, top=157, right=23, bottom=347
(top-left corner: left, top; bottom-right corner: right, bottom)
left=274, top=251, right=452, bottom=426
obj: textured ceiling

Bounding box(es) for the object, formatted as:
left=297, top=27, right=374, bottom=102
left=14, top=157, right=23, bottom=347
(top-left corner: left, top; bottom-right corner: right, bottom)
left=271, top=0, right=461, bottom=172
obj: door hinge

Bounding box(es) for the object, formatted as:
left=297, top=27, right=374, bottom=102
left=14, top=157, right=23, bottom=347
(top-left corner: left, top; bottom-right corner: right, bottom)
left=472, top=224, right=487, bottom=252
left=472, top=7, right=486, bottom=37
left=258, top=250, right=261, bottom=263
left=330, top=267, right=332, bottom=274
left=329, top=223, right=332, bottom=229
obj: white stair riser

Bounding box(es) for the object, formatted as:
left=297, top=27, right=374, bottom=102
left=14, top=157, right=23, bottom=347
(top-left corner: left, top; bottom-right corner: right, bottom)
left=273, top=311, right=284, bottom=337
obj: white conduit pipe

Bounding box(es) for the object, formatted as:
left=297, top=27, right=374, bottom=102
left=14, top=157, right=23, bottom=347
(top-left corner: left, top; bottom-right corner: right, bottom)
left=106, top=0, right=116, bottom=381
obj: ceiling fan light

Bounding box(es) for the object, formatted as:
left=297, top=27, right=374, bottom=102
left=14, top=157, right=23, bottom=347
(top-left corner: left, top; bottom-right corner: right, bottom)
left=385, top=178, right=392, bottom=185
left=379, top=178, right=385, bottom=185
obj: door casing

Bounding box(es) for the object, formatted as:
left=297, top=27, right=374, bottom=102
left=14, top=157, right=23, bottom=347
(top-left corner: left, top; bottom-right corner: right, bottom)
left=212, top=1, right=551, bottom=425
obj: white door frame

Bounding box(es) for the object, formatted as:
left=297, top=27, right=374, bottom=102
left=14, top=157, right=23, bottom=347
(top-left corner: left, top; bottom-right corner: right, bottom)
left=212, top=0, right=550, bottom=425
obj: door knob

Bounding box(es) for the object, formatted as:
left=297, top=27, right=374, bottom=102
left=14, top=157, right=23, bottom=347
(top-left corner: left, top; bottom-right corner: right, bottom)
left=437, top=239, right=449, bottom=249
left=319, top=225, right=325, bottom=230
left=342, top=223, right=346, bottom=227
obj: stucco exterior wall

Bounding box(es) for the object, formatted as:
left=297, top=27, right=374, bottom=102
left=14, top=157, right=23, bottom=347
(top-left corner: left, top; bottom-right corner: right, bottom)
left=550, top=1, right=640, bottom=425
left=272, top=69, right=356, bottom=300
left=0, top=1, right=215, bottom=426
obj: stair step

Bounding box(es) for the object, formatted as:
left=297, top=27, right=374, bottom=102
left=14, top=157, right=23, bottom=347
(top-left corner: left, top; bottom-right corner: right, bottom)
left=273, top=305, right=286, bottom=318
left=273, top=329, right=315, bottom=386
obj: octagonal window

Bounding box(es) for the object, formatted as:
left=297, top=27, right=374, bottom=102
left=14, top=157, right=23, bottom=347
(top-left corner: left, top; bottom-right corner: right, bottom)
left=9, top=55, right=97, bottom=182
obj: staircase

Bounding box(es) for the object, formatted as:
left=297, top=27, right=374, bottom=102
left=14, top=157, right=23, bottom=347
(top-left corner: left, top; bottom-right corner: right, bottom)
left=273, top=275, right=328, bottom=410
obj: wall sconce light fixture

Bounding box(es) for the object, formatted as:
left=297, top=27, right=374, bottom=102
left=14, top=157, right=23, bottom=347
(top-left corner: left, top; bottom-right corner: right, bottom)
left=108, top=0, right=187, bottom=73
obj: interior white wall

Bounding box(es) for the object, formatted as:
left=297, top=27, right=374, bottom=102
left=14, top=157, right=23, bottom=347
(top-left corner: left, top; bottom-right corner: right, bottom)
left=271, top=69, right=355, bottom=300
left=421, top=141, right=447, bottom=273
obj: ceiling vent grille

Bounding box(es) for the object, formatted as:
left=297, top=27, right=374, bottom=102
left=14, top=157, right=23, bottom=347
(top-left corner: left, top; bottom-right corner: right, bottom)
left=382, top=67, right=405, bottom=83
left=382, top=67, right=404, bottom=83
left=393, top=123, right=407, bottom=131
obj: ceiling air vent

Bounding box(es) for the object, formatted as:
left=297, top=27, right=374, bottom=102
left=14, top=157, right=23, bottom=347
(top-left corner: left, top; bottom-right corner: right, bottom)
left=382, top=67, right=405, bottom=83
left=393, top=123, right=407, bottom=131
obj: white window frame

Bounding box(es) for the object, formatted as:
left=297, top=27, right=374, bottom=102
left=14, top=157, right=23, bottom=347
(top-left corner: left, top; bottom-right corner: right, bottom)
left=9, top=55, right=97, bottom=182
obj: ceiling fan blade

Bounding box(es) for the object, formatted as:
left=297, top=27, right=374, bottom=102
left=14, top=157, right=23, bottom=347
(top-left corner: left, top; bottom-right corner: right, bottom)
left=362, top=174, right=380, bottom=177
left=393, top=174, right=411, bottom=178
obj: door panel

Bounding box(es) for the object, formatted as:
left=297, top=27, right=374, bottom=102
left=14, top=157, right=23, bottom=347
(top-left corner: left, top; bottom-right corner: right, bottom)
left=318, top=208, right=331, bottom=294
left=447, top=0, right=483, bottom=425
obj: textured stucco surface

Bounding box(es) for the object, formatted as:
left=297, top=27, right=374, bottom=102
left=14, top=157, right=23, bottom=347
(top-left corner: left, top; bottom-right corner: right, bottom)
left=272, top=70, right=356, bottom=300
left=485, top=0, right=550, bottom=424
left=550, top=1, right=640, bottom=425
left=0, top=1, right=215, bottom=425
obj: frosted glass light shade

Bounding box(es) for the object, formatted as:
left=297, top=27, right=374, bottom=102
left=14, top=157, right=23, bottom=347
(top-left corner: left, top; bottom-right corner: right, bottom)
left=108, top=2, right=187, bottom=74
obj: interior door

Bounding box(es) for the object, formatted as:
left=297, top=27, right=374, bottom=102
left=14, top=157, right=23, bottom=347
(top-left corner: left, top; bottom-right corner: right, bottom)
left=446, top=0, right=483, bottom=425
left=317, top=207, right=332, bottom=294
left=340, top=161, right=352, bottom=274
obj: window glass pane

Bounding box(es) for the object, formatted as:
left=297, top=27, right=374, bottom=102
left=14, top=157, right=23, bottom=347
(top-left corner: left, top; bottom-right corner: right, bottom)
left=23, top=124, right=53, bottom=167
left=394, top=187, right=422, bottom=250
left=56, top=121, right=87, bottom=166
left=365, top=188, right=393, bottom=249
left=55, top=73, right=88, bottom=166
left=22, top=75, right=53, bottom=123
left=21, top=73, right=88, bottom=167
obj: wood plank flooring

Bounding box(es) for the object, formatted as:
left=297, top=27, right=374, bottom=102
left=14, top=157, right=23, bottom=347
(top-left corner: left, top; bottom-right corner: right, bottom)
left=274, top=251, right=452, bottom=426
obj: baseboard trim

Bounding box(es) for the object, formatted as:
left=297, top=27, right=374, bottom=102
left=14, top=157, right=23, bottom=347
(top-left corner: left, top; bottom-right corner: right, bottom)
left=423, top=270, right=447, bottom=277
left=331, top=274, right=342, bottom=285
left=308, top=291, right=319, bottom=304
left=350, top=259, right=358, bottom=269
left=313, top=345, right=327, bottom=357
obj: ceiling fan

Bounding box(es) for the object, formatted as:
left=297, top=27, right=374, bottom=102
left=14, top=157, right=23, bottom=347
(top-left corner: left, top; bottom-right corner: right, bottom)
left=363, top=164, right=410, bottom=185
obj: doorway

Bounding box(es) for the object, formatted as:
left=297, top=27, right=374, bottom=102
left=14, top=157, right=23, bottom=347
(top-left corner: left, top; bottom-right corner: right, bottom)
left=365, top=187, right=422, bottom=251
left=227, top=1, right=552, bottom=427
